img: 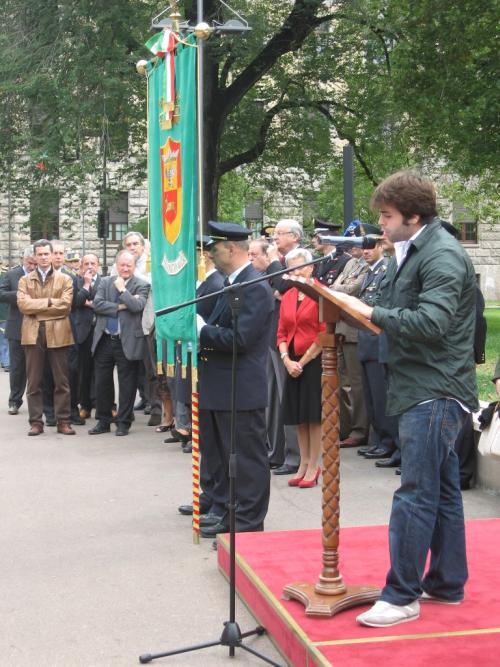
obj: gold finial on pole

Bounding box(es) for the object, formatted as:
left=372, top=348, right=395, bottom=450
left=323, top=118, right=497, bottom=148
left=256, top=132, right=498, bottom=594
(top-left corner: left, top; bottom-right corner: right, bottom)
left=170, top=0, right=181, bottom=32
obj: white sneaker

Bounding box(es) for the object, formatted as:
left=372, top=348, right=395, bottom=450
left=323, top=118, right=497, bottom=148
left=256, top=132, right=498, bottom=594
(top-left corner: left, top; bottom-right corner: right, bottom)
left=420, top=591, right=463, bottom=605
left=356, top=600, right=420, bottom=627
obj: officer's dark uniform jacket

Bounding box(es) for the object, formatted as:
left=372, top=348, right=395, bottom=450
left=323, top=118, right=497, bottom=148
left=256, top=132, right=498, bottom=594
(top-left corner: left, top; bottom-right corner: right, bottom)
left=357, top=258, right=389, bottom=363
left=198, top=263, right=274, bottom=411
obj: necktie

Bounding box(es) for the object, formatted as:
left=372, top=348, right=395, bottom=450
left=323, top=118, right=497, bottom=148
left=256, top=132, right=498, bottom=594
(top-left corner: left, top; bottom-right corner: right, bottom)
left=106, top=289, right=120, bottom=334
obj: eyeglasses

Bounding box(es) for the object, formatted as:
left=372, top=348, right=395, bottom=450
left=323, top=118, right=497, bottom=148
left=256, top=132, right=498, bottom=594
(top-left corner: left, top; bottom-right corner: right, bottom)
left=273, top=231, right=293, bottom=236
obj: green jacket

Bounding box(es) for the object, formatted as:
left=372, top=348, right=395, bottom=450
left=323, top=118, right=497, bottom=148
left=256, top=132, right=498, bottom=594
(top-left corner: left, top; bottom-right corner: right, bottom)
left=371, top=221, right=479, bottom=416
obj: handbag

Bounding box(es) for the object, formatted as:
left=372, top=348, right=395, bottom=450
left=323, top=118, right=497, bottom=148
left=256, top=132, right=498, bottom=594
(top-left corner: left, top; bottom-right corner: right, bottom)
left=478, top=402, right=500, bottom=460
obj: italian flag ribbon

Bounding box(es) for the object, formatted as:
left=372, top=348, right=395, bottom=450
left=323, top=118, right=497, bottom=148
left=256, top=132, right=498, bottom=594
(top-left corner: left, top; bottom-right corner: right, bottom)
left=146, top=29, right=177, bottom=129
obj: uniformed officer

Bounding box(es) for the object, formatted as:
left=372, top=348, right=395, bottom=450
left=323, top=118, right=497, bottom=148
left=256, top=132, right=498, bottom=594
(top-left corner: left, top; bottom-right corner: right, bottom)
left=357, top=235, right=400, bottom=467
left=196, top=221, right=274, bottom=537
left=311, top=218, right=350, bottom=287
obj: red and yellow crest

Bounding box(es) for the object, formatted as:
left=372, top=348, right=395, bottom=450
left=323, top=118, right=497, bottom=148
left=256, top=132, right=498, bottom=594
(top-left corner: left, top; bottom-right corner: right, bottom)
left=160, top=137, right=182, bottom=244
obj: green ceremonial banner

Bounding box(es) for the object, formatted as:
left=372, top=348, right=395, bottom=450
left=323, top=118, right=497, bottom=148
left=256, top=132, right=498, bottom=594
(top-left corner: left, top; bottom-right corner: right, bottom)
left=146, top=33, right=198, bottom=371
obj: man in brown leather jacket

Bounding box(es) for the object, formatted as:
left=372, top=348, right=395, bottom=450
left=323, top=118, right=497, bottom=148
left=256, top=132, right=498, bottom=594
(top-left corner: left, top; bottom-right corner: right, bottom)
left=17, top=239, right=75, bottom=436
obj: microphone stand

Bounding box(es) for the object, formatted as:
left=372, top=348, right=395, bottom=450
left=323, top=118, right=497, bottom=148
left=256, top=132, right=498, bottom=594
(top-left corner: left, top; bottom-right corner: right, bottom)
left=140, top=277, right=288, bottom=666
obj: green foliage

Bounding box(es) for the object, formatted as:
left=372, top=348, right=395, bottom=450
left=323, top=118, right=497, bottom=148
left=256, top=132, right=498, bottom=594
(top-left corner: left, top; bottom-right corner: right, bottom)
left=217, top=171, right=249, bottom=224
left=477, top=309, right=500, bottom=403
left=0, top=0, right=498, bottom=229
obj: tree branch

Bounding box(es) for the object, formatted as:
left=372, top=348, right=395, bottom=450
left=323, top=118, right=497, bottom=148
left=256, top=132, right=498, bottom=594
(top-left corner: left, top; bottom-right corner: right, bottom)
left=219, top=0, right=328, bottom=114
left=219, top=96, right=359, bottom=176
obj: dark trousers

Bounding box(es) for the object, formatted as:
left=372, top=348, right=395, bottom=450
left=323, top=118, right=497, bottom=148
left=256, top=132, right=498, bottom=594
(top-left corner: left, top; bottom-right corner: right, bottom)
left=266, top=348, right=299, bottom=467
left=338, top=342, right=369, bottom=442
left=360, top=360, right=400, bottom=454
left=7, top=337, right=26, bottom=408
left=78, top=329, right=95, bottom=411
left=454, top=413, right=476, bottom=487
left=94, top=335, right=139, bottom=428
left=24, top=327, right=71, bottom=424
left=199, top=408, right=270, bottom=532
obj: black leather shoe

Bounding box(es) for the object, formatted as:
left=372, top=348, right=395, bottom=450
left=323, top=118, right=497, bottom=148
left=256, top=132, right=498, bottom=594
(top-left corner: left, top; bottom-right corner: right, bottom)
left=116, top=426, right=129, bottom=436
left=199, top=513, right=224, bottom=527
left=134, top=399, right=147, bottom=411
left=143, top=403, right=152, bottom=415
left=200, top=522, right=229, bottom=538
left=70, top=413, right=85, bottom=425
left=395, top=468, right=401, bottom=475
left=358, top=445, right=378, bottom=456
left=182, top=442, right=192, bottom=454
left=178, top=503, right=211, bottom=516
left=88, top=423, right=111, bottom=435
left=272, top=464, right=299, bottom=475
left=375, top=455, right=401, bottom=468
left=147, top=413, right=162, bottom=427
left=363, top=447, right=393, bottom=459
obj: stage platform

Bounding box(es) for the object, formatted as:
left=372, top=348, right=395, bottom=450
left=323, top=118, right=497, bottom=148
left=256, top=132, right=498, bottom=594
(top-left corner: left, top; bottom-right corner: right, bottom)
left=217, top=519, right=500, bottom=666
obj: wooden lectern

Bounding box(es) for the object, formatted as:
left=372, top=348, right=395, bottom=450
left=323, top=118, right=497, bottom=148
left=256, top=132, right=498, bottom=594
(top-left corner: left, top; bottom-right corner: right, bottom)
left=282, top=278, right=382, bottom=617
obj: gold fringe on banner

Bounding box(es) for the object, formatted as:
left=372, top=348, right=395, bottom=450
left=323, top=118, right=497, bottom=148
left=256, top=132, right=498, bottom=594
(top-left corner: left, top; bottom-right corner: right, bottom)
left=166, top=363, right=175, bottom=377
left=181, top=364, right=187, bottom=379
left=156, top=360, right=163, bottom=375
left=197, top=251, right=206, bottom=282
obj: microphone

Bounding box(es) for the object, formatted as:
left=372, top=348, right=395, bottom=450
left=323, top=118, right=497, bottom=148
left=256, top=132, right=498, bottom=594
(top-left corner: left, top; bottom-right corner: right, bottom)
left=318, top=234, right=383, bottom=249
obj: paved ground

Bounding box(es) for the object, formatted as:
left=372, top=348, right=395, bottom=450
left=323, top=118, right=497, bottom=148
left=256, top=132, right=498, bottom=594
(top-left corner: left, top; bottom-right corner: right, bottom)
left=1, top=371, right=499, bottom=667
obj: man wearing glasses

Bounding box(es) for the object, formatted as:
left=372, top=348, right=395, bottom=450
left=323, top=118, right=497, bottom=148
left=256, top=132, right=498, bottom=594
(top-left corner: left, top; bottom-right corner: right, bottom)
left=265, top=219, right=303, bottom=475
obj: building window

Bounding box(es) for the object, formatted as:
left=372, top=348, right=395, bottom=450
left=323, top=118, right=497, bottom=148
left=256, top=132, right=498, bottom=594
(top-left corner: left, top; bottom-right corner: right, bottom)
left=106, top=191, right=128, bottom=242
left=452, top=203, right=478, bottom=244
left=29, top=189, right=59, bottom=241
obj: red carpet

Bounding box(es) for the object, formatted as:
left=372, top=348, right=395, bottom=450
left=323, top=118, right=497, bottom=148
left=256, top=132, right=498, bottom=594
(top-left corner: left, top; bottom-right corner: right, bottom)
left=218, top=519, right=500, bottom=666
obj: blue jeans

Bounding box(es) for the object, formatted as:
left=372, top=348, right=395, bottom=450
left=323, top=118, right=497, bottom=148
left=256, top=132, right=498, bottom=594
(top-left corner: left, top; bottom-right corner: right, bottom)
left=381, top=398, right=468, bottom=605
left=0, top=321, right=9, bottom=368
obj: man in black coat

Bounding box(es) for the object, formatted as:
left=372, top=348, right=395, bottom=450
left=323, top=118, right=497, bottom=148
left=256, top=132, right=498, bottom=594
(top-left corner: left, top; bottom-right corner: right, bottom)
left=197, top=222, right=274, bottom=537
left=0, top=246, right=36, bottom=414
left=74, top=253, right=101, bottom=418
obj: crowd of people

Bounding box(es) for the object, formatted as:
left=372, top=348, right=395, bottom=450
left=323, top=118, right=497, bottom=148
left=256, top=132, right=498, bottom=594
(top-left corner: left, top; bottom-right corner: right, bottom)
left=0, top=169, right=490, bottom=629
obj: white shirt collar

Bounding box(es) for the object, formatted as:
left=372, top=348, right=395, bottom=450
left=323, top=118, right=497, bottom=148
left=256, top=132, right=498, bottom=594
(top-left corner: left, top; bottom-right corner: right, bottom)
left=227, top=261, right=251, bottom=284
left=394, top=225, right=426, bottom=268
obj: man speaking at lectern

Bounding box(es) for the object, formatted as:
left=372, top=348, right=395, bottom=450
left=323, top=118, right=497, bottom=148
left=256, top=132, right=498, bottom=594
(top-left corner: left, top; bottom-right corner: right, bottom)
left=332, top=170, right=478, bottom=628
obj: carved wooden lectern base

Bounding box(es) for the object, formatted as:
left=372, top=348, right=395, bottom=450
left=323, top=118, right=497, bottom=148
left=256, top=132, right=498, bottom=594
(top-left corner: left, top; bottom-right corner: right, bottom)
left=281, top=282, right=382, bottom=618
left=282, top=583, right=380, bottom=618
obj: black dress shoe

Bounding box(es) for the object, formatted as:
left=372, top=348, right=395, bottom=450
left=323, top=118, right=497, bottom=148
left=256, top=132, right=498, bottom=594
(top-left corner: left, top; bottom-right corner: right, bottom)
left=363, top=447, right=393, bottom=459
left=200, top=522, right=229, bottom=538
left=182, top=442, right=192, bottom=454
left=70, top=413, right=85, bottom=425
left=116, top=426, right=129, bottom=436
left=375, top=454, right=401, bottom=468
left=164, top=429, right=191, bottom=445
left=395, top=468, right=401, bottom=475
left=178, top=504, right=211, bottom=516
left=272, top=464, right=299, bottom=476
left=88, top=423, right=111, bottom=435
left=143, top=403, right=152, bottom=415
left=199, top=513, right=224, bottom=527
left=358, top=445, right=378, bottom=456
left=147, top=413, right=162, bottom=427
left=134, top=399, right=147, bottom=411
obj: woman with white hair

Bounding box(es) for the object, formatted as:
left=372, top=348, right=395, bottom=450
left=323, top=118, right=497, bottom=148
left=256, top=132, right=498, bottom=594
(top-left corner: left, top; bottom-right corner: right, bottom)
left=277, top=247, right=325, bottom=488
